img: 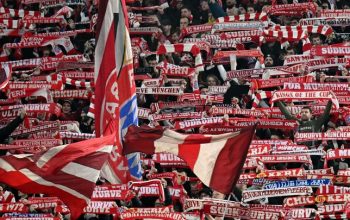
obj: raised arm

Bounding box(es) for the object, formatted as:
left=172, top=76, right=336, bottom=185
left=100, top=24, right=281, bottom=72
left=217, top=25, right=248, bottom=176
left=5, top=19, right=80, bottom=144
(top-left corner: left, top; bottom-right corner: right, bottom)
left=276, top=101, right=298, bottom=121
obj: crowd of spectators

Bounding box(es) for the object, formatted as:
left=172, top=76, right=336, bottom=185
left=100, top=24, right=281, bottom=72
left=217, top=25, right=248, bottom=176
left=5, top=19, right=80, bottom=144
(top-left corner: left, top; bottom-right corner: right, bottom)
left=1, top=0, right=350, bottom=219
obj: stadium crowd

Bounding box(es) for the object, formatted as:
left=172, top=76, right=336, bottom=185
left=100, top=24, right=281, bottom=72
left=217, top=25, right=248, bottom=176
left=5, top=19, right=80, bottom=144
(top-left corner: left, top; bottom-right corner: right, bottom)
left=1, top=0, right=350, bottom=219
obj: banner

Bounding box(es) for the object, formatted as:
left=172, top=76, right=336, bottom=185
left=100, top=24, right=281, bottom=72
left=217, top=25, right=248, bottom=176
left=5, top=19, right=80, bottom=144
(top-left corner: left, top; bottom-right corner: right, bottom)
left=311, top=46, right=350, bottom=56
left=0, top=203, right=28, bottom=213
left=271, top=90, right=339, bottom=109
left=320, top=9, right=350, bottom=17
left=251, top=76, right=313, bottom=89
left=202, top=204, right=281, bottom=219
left=263, top=179, right=331, bottom=190
left=136, top=87, right=184, bottom=95
left=242, top=186, right=313, bottom=202
left=252, top=155, right=312, bottom=164
left=317, top=204, right=345, bottom=214
left=300, top=17, right=350, bottom=26
left=317, top=185, right=350, bottom=195
left=295, top=132, right=350, bottom=142
left=284, top=55, right=313, bottom=66
left=283, top=83, right=348, bottom=91
left=255, top=168, right=306, bottom=178
left=283, top=196, right=315, bottom=207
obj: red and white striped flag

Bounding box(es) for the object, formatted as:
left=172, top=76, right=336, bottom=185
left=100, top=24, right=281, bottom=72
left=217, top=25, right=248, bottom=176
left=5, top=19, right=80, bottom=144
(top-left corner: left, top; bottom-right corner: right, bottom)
left=0, top=134, right=115, bottom=218
left=123, top=125, right=256, bottom=194
left=94, top=0, right=137, bottom=183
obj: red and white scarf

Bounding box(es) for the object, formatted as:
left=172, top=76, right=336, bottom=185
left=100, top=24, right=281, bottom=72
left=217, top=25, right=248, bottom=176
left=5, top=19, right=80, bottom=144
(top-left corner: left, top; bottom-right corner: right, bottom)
left=0, top=7, right=42, bottom=18
left=270, top=25, right=333, bottom=37
left=251, top=91, right=273, bottom=109
left=311, top=45, right=350, bottom=56
left=130, top=27, right=162, bottom=36
left=306, top=57, right=347, bottom=71
left=59, top=132, right=95, bottom=140
left=283, top=82, right=349, bottom=91
left=300, top=17, right=350, bottom=26
left=180, top=24, right=213, bottom=38
left=129, top=179, right=165, bottom=202
left=263, top=29, right=311, bottom=54
left=216, top=12, right=268, bottom=23
left=210, top=106, right=265, bottom=117
left=267, top=2, right=316, bottom=16
left=152, top=153, right=187, bottom=167
left=150, top=100, right=206, bottom=113
left=252, top=155, right=312, bottom=165
left=283, top=196, right=315, bottom=207
left=149, top=112, right=204, bottom=122
left=295, top=132, right=350, bottom=142
left=7, top=88, right=51, bottom=101
left=242, top=186, right=313, bottom=203
left=319, top=9, right=350, bottom=17
left=136, top=87, right=184, bottom=95
left=47, top=74, right=94, bottom=89
left=284, top=54, right=313, bottom=66
left=52, top=90, right=92, bottom=99
left=157, top=44, right=204, bottom=72
left=251, top=76, right=314, bottom=90
left=82, top=201, right=118, bottom=214
left=25, top=29, right=91, bottom=38
left=178, top=93, right=224, bottom=103
left=212, top=21, right=267, bottom=33
left=271, top=90, right=339, bottom=109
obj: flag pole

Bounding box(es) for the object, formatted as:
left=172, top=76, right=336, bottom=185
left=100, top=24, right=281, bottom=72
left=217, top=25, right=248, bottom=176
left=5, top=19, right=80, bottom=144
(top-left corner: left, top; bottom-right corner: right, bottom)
left=221, top=193, right=232, bottom=219
left=223, top=123, right=258, bottom=219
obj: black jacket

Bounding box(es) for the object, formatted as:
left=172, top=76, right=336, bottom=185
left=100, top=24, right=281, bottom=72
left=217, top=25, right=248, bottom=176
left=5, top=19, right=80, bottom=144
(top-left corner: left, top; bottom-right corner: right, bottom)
left=0, top=116, right=23, bottom=143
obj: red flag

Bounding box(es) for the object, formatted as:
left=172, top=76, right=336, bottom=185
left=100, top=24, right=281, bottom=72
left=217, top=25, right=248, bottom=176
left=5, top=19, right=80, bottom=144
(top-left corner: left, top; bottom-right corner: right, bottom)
left=94, top=0, right=134, bottom=183
left=123, top=125, right=256, bottom=194
left=0, top=134, right=115, bottom=219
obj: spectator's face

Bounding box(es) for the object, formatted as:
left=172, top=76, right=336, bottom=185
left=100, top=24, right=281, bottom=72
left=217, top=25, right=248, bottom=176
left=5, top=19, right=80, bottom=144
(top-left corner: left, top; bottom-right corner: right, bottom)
left=325, top=77, right=340, bottom=83
left=148, top=59, right=157, bottom=67
left=239, top=6, right=246, bottom=14
left=200, top=1, right=209, bottom=11
left=212, top=191, right=225, bottom=199
left=291, top=19, right=298, bottom=26
left=201, top=88, right=208, bottom=94
left=180, top=18, right=189, bottom=30
left=300, top=108, right=312, bottom=121
left=321, top=3, right=329, bottom=9
left=190, top=182, right=200, bottom=194
left=271, top=135, right=281, bottom=140
left=264, top=57, right=274, bottom=67
left=162, top=24, right=171, bottom=33
left=62, top=102, right=72, bottom=114
left=154, top=199, right=162, bottom=207
left=207, top=76, right=217, bottom=86
left=312, top=37, right=322, bottom=45
left=81, top=111, right=87, bottom=120
left=227, top=7, right=239, bottom=16
left=286, top=49, right=295, bottom=56
left=247, top=7, right=254, bottom=14
left=42, top=49, right=50, bottom=57
left=171, top=32, right=180, bottom=43
left=176, top=0, right=184, bottom=10
left=226, top=0, right=236, bottom=8
left=199, top=192, right=210, bottom=199
left=175, top=172, right=187, bottom=185
left=181, top=8, right=191, bottom=18
left=180, top=80, right=187, bottom=88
